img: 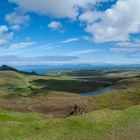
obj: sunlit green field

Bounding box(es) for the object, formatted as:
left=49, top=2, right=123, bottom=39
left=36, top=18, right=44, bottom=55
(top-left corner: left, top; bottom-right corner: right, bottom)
left=0, top=105, right=140, bottom=140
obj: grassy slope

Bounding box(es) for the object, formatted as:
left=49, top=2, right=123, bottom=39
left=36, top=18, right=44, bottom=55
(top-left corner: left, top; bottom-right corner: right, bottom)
left=0, top=105, right=140, bottom=140
left=0, top=70, right=140, bottom=140
left=88, top=87, right=140, bottom=110
left=0, top=71, right=30, bottom=95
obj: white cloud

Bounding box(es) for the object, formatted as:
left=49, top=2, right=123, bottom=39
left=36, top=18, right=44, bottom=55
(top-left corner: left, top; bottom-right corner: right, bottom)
left=67, top=49, right=97, bottom=56
left=0, top=25, right=8, bottom=33
left=79, top=11, right=103, bottom=24
left=0, top=55, right=78, bottom=65
left=9, top=0, right=78, bottom=19
left=9, top=42, right=36, bottom=49
left=61, top=36, right=92, bottom=44
left=8, top=0, right=106, bottom=19
left=111, top=39, right=140, bottom=53
left=5, top=12, right=30, bottom=30
left=62, top=38, right=80, bottom=44
left=110, top=47, right=140, bottom=53
left=0, top=25, right=13, bottom=45
left=117, top=41, right=140, bottom=47
left=48, top=21, right=63, bottom=31
left=6, top=12, right=30, bottom=25
left=83, top=0, right=140, bottom=42
left=11, top=24, right=20, bottom=31
left=8, top=0, right=140, bottom=44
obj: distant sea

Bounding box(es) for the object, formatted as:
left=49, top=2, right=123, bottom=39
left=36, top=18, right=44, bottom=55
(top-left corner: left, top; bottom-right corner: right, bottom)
left=13, top=64, right=140, bottom=75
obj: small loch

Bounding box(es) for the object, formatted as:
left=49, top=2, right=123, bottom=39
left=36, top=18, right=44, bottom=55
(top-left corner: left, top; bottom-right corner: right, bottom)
left=81, top=87, right=114, bottom=96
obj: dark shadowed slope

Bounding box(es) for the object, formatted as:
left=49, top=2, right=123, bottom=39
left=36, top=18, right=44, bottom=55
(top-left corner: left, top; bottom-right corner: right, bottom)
left=0, top=65, right=37, bottom=75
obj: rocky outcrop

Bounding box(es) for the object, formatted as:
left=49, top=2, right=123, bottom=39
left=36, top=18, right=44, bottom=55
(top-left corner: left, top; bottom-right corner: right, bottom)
left=68, top=104, right=86, bottom=116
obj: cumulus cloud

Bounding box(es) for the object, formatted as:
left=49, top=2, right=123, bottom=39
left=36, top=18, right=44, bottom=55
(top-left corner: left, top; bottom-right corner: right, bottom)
left=5, top=12, right=30, bottom=30
left=6, top=12, right=30, bottom=25
left=79, top=11, right=103, bottom=24
left=0, top=25, right=13, bottom=45
left=9, top=0, right=78, bottom=19
left=48, top=21, right=63, bottom=31
left=83, top=0, right=140, bottom=42
left=8, top=0, right=107, bottom=19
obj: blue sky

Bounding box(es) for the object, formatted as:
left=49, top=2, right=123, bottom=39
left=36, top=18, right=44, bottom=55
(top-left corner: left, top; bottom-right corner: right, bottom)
left=0, top=0, right=140, bottom=65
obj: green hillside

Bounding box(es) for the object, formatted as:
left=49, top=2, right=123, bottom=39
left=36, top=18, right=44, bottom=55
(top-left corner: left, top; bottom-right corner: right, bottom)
left=0, top=69, right=140, bottom=140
